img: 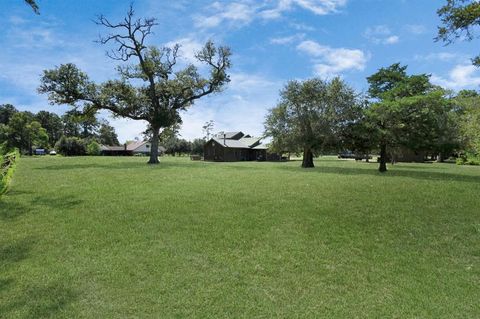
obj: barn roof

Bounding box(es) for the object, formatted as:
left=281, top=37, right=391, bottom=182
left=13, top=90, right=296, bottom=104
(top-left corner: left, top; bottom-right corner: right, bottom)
left=209, top=133, right=266, bottom=150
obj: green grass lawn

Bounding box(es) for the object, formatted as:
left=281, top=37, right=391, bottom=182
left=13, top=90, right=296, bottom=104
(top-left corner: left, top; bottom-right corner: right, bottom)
left=1, top=156, right=479, bottom=318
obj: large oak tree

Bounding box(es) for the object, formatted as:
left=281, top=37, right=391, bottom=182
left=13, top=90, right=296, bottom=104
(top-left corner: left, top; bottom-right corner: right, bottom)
left=39, top=6, right=231, bottom=164
left=264, top=78, right=359, bottom=168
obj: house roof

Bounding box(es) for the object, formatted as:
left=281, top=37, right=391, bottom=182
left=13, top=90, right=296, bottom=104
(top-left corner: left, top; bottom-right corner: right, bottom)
left=126, top=141, right=147, bottom=151
left=215, top=131, right=244, bottom=140
left=210, top=133, right=267, bottom=150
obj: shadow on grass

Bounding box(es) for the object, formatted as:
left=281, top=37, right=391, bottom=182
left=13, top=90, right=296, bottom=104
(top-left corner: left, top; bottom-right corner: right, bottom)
left=0, top=193, right=83, bottom=221
left=34, top=159, right=210, bottom=171
left=0, top=237, right=78, bottom=317
left=0, top=237, right=35, bottom=268
left=278, top=164, right=480, bottom=184
left=0, top=282, right=77, bottom=318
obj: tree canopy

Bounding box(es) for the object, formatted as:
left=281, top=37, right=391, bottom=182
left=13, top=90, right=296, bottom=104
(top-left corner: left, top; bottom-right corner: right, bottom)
left=265, top=77, right=359, bottom=168
left=437, top=0, right=480, bottom=66
left=39, top=5, right=231, bottom=164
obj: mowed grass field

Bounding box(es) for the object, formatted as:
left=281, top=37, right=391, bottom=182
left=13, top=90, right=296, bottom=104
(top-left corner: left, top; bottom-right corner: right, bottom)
left=1, top=156, right=479, bottom=318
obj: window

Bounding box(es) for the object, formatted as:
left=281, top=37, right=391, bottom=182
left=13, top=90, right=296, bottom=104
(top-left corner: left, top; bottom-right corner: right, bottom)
left=146, top=144, right=150, bottom=148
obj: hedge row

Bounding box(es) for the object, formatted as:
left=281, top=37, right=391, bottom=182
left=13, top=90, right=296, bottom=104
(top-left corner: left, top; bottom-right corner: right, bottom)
left=0, top=150, right=19, bottom=196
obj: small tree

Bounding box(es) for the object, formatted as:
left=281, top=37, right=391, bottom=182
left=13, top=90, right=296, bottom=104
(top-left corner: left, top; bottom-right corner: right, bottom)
left=39, top=6, right=231, bottom=164
left=265, top=78, right=359, bottom=168
left=55, top=136, right=86, bottom=156
left=86, top=140, right=101, bottom=155
left=191, top=138, right=205, bottom=155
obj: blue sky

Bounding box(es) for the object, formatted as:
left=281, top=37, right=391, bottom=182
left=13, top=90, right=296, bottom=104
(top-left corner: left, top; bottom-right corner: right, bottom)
left=1, top=0, right=479, bottom=142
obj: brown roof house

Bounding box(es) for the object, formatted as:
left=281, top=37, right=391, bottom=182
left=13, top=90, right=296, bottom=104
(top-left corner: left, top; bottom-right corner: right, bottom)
left=101, top=141, right=166, bottom=156
left=204, top=132, right=268, bottom=162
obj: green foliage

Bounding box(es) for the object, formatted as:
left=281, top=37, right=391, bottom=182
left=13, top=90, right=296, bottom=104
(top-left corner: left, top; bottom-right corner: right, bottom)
left=365, top=63, right=456, bottom=170
left=0, top=104, right=18, bottom=125
left=55, top=136, right=86, bottom=156
left=86, top=140, right=101, bottom=156
left=190, top=138, right=205, bottom=155
left=437, top=0, right=480, bottom=66
left=454, top=90, right=480, bottom=153
left=5, top=112, right=49, bottom=154
left=164, top=136, right=191, bottom=156
left=264, top=77, right=359, bottom=167
left=456, top=153, right=480, bottom=165
left=0, top=149, right=19, bottom=196
left=98, top=121, right=119, bottom=145
left=38, top=6, right=232, bottom=164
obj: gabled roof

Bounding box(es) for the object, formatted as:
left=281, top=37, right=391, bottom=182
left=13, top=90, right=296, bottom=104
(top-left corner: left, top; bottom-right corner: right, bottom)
left=209, top=133, right=266, bottom=150
left=215, top=132, right=244, bottom=140
left=126, top=141, right=147, bottom=151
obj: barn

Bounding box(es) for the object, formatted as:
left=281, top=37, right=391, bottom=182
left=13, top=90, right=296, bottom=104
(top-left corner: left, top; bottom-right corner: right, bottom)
left=203, top=132, right=268, bottom=162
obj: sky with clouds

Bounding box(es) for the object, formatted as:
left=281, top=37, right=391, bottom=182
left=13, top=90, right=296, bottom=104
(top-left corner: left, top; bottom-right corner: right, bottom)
left=1, top=0, right=479, bottom=142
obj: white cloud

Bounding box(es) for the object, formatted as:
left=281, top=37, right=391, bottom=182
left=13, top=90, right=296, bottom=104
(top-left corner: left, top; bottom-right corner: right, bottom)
left=165, top=37, right=204, bottom=65
left=431, top=64, right=480, bottom=90
left=194, top=1, right=256, bottom=29
left=270, top=33, right=305, bottom=45
left=178, top=72, right=282, bottom=140
left=363, top=25, right=400, bottom=45
left=405, top=24, right=427, bottom=35
left=296, top=40, right=368, bottom=77
left=414, top=52, right=464, bottom=63
left=195, top=0, right=347, bottom=29
left=260, top=0, right=347, bottom=19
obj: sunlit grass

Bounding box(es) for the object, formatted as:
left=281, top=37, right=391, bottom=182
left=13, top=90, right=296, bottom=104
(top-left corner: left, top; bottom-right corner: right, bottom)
left=1, top=156, right=479, bottom=318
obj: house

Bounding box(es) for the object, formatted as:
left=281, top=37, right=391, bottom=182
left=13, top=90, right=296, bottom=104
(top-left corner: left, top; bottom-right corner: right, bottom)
left=203, top=131, right=268, bottom=162
left=101, top=141, right=166, bottom=156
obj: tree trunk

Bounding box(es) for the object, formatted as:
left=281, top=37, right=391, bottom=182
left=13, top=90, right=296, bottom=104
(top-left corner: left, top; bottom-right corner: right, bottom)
left=437, top=152, right=444, bottom=163
left=148, top=126, right=160, bottom=164
left=379, top=143, right=387, bottom=172
left=302, top=147, right=314, bottom=168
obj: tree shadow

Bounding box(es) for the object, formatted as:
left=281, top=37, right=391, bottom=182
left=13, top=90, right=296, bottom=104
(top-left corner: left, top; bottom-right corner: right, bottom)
left=0, top=193, right=83, bottom=221
left=0, top=237, right=35, bottom=268
left=0, top=282, right=77, bottom=318
left=277, top=164, right=480, bottom=184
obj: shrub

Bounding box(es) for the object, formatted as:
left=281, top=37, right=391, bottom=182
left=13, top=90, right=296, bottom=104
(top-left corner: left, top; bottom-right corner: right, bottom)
left=0, top=149, right=19, bottom=196
left=55, top=136, right=86, bottom=156
left=456, top=153, right=480, bottom=166
left=86, top=140, right=101, bottom=156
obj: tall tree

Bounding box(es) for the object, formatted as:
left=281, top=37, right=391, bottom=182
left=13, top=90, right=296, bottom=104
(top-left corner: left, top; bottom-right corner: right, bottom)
left=366, top=64, right=451, bottom=171
left=0, top=104, right=18, bottom=125
left=98, top=120, right=120, bottom=145
left=7, top=112, right=48, bottom=154
left=35, top=111, right=63, bottom=146
left=437, top=0, right=480, bottom=66
left=265, top=78, right=359, bottom=168
left=39, top=6, right=231, bottom=164
left=202, top=120, right=215, bottom=140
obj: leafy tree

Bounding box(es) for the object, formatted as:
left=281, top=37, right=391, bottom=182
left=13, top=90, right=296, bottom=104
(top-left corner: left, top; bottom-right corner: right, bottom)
left=191, top=138, right=205, bottom=155
left=202, top=120, right=215, bottom=140
left=55, top=136, right=86, bottom=156
left=7, top=113, right=48, bottom=155
left=454, top=90, right=480, bottom=153
left=265, top=77, right=359, bottom=168
left=98, top=120, right=119, bottom=145
left=366, top=64, right=437, bottom=172
left=25, top=0, right=39, bottom=14
left=86, top=140, right=101, bottom=155
left=39, top=6, right=231, bottom=164
left=164, top=136, right=191, bottom=156
left=437, top=0, right=480, bottom=66
left=35, top=111, right=63, bottom=146
left=0, top=104, right=18, bottom=125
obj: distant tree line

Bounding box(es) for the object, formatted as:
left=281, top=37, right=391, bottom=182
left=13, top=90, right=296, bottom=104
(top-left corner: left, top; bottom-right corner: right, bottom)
left=0, top=104, right=119, bottom=156
left=265, top=64, right=480, bottom=171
